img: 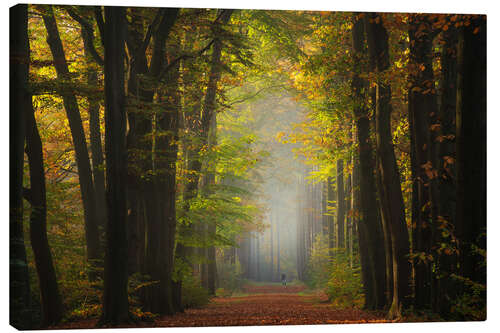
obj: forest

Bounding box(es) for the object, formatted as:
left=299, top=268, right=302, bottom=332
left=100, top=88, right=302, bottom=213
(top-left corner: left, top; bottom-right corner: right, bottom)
left=9, top=3, right=486, bottom=329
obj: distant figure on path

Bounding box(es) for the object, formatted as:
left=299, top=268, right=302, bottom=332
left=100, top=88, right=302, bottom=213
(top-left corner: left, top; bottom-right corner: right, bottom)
left=281, top=273, right=286, bottom=286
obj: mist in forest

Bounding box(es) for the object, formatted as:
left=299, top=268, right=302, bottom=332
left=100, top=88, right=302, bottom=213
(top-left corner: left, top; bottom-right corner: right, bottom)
left=229, top=91, right=311, bottom=282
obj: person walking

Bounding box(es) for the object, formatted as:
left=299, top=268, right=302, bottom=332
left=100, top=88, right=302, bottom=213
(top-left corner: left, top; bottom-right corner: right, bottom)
left=281, top=273, right=287, bottom=286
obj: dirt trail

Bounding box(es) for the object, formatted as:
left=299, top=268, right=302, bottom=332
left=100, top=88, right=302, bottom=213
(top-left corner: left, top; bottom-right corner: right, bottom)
left=51, top=284, right=388, bottom=329
left=155, top=284, right=388, bottom=327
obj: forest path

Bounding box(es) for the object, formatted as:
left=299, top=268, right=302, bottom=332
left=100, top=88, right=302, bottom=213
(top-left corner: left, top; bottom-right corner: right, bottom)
left=154, top=283, right=388, bottom=327
left=50, top=283, right=388, bottom=329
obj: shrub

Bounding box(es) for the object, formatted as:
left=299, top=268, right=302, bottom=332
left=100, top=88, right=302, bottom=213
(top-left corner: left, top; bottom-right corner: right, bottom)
left=181, top=273, right=210, bottom=309
left=305, top=234, right=364, bottom=308
left=325, top=250, right=364, bottom=308
left=216, top=256, right=245, bottom=294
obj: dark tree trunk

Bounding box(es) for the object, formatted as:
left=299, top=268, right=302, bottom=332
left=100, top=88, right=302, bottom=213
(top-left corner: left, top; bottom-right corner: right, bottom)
left=351, top=14, right=387, bottom=310
left=336, top=160, right=345, bottom=249
left=119, top=7, right=180, bottom=314
left=408, top=14, right=440, bottom=310
left=101, top=6, right=129, bottom=325
left=39, top=5, right=101, bottom=280
left=86, top=61, right=107, bottom=244
left=142, top=8, right=181, bottom=315
left=67, top=5, right=108, bottom=248
left=10, top=5, right=32, bottom=329
left=346, top=172, right=352, bottom=267
left=364, top=13, right=411, bottom=318
left=455, top=15, right=486, bottom=293
left=155, top=60, right=181, bottom=314
left=25, top=80, right=63, bottom=328
left=436, top=23, right=458, bottom=317
left=125, top=7, right=154, bottom=276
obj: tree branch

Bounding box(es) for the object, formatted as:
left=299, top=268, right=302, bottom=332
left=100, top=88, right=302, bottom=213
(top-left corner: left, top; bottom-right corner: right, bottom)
left=138, top=8, right=163, bottom=58
left=158, top=39, right=215, bottom=82
left=65, top=6, right=104, bottom=66
left=226, top=84, right=287, bottom=107
left=158, top=9, right=234, bottom=82
left=93, top=6, right=105, bottom=47
left=22, top=187, right=33, bottom=204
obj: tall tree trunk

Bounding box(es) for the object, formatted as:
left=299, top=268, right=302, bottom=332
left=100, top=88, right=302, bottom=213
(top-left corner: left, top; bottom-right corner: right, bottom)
left=322, top=181, right=328, bottom=237
left=408, top=14, right=439, bottom=310
left=327, top=176, right=335, bottom=258
left=206, top=115, right=218, bottom=295
left=10, top=5, right=32, bottom=328
left=198, top=9, right=233, bottom=295
left=346, top=173, right=353, bottom=268
left=351, top=14, right=387, bottom=310
left=101, top=6, right=129, bottom=325
left=25, top=79, right=63, bottom=327
left=336, top=160, right=345, bottom=249
left=67, top=5, right=108, bottom=258
left=125, top=7, right=153, bottom=276
left=455, top=15, right=486, bottom=293
left=256, top=234, right=261, bottom=281
left=277, top=214, right=281, bottom=279
left=86, top=59, right=107, bottom=245
left=173, top=27, right=205, bottom=305
left=436, top=23, right=458, bottom=316
left=364, top=13, right=411, bottom=319
left=145, top=8, right=180, bottom=315
left=270, top=211, right=274, bottom=280
left=296, top=174, right=306, bottom=280
left=155, top=59, right=181, bottom=314
left=39, top=5, right=101, bottom=280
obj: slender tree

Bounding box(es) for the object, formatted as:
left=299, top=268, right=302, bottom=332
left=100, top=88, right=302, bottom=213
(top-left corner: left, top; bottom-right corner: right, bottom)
left=39, top=5, right=102, bottom=279
left=25, top=68, right=64, bottom=328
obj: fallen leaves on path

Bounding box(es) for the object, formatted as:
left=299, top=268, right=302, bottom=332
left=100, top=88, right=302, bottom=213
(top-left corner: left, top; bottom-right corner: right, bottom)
left=155, top=284, right=388, bottom=327
left=155, top=293, right=388, bottom=327
left=49, top=284, right=389, bottom=329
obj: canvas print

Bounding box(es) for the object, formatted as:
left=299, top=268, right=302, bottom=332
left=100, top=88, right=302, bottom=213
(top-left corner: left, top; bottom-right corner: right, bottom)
left=9, top=3, right=486, bottom=330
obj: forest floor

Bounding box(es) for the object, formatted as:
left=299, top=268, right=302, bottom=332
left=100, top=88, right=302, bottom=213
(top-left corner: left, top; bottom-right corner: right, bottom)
left=50, top=282, right=390, bottom=329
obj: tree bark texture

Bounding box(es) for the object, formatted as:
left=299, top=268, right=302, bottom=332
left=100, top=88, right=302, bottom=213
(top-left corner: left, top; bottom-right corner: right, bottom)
left=101, top=6, right=129, bottom=325
left=351, top=13, right=387, bottom=310
left=364, top=13, right=411, bottom=318
left=10, top=4, right=32, bottom=328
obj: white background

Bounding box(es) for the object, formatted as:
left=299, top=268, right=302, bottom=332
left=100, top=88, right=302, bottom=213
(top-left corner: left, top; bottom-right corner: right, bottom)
left=1, top=1, right=497, bottom=332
